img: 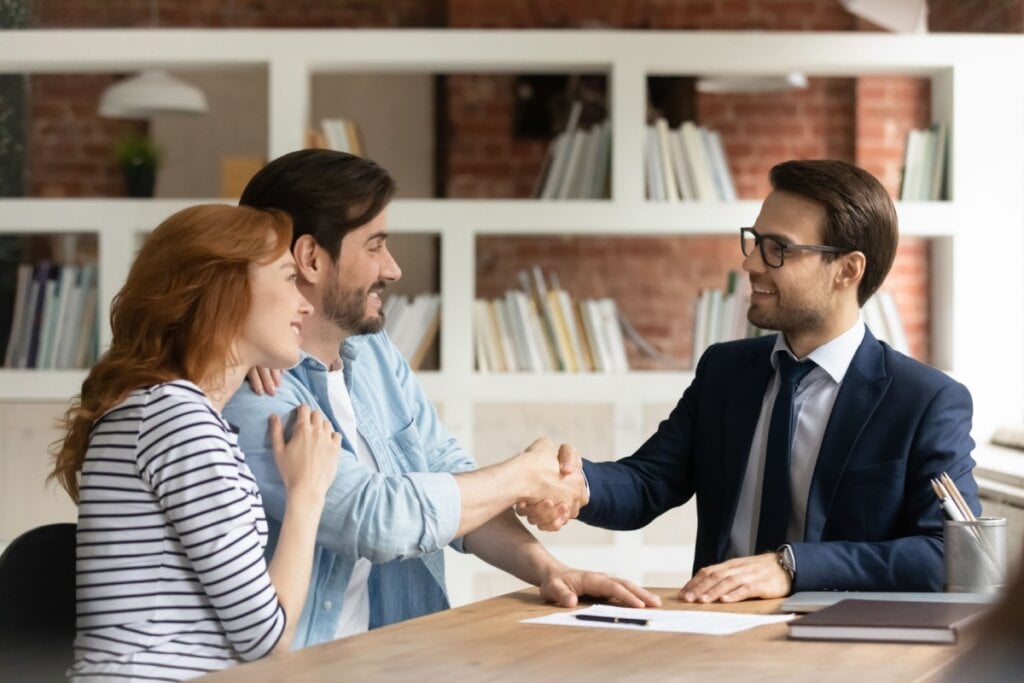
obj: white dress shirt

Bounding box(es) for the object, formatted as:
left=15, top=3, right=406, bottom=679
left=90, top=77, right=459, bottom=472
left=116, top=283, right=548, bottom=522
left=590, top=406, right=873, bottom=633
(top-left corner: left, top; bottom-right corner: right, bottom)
left=729, top=318, right=866, bottom=558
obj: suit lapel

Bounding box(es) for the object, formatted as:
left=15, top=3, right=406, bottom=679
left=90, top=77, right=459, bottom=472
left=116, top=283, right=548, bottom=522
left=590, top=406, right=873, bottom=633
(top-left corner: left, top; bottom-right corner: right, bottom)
left=716, top=340, right=774, bottom=561
left=804, top=330, right=891, bottom=541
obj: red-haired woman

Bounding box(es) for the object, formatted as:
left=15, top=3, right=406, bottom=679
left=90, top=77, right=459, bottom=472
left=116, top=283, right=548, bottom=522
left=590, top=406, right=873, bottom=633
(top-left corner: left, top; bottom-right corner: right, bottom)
left=51, top=204, right=339, bottom=681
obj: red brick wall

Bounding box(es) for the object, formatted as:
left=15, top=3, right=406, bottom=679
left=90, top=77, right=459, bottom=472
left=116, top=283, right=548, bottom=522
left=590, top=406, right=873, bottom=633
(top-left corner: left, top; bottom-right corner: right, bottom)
left=855, top=76, right=931, bottom=197
left=929, top=0, right=1024, bottom=32
left=447, top=0, right=856, bottom=30
left=32, top=0, right=443, bottom=28
left=28, top=75, right=146, bottom=197
left=698, top=79, right=857, bottom=201
left=882, top=238, right=930, bottom=363
left=445, top=75, right=549, bottom=198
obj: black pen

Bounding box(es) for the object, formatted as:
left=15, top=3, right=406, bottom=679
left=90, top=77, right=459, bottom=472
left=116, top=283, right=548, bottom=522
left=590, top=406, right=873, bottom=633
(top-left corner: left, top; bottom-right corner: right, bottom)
left=574, top=614, right=650, bottom=626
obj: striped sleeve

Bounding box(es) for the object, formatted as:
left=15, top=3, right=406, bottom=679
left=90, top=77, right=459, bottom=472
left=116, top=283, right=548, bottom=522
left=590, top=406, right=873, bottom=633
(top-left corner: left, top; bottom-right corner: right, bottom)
left=135, top=388, right=285, bottom=661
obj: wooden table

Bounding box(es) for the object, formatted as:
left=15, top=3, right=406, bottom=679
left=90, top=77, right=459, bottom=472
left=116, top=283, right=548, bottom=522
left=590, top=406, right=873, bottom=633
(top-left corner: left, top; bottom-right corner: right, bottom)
left=199, top=588, right=974, bottom=682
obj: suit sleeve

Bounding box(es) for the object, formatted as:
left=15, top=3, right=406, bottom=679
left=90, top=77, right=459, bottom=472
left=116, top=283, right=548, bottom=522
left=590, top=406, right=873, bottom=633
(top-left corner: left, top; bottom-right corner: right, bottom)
left=577, top=350, right=708, bottom=530
left=790, top=379, right=979, bottom=592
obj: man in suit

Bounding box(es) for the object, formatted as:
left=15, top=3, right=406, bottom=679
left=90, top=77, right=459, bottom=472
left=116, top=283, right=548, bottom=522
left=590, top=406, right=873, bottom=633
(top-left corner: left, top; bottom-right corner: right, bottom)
left=523, top=159, right=980, bottom=602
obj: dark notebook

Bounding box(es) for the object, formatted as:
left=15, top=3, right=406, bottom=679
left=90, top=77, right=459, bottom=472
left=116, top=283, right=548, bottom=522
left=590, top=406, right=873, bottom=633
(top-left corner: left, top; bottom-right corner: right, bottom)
left=787, top=599, right=990, bottom=644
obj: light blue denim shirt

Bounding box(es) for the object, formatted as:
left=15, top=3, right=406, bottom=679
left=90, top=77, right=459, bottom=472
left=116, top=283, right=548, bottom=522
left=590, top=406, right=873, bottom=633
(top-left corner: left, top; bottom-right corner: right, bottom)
left=223, top=331, right=475, bottom=648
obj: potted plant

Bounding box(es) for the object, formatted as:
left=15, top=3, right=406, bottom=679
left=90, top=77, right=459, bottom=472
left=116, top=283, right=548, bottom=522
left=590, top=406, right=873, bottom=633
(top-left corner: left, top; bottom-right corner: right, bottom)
left=114, top=133, right=161, bottom=197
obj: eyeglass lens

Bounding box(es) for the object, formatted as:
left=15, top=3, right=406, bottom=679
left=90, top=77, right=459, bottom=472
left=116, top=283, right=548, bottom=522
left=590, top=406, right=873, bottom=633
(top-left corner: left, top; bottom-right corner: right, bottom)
left=742, top=230, right=784, bottom=267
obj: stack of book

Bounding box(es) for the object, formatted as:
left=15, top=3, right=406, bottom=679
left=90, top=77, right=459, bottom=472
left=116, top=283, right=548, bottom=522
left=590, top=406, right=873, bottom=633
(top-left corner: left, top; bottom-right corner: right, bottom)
left=533, top=101, right=611, bottom=200
left=646, top=119, right=736, bottom=202
left=691, top=271, right=761, bottom=368
left=474, top=266, right=629, bottom=373
left=899, top=122, right=947, bottom=200
left=382, top=293, right=440, bottom=371
left=2, top=261, right=99, bottom=369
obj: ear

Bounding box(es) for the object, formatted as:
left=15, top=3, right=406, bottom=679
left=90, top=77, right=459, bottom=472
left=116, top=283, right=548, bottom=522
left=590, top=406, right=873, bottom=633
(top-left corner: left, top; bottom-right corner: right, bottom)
left=293, top=234, right=326, bottom=284
left=834, top=250, right=866, bottom=292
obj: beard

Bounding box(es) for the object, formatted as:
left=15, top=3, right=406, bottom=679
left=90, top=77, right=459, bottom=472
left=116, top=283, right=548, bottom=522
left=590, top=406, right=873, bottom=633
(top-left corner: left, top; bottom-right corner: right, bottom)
left=747, top=304, right=826, bottom=335
left=746, top=274, right=831, bottom=335
left=322, top=278, right=386, bottom=336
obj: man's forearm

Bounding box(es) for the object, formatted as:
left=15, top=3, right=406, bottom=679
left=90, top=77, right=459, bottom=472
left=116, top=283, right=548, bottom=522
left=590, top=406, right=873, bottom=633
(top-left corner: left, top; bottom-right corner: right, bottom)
left=453, top=460, right=531, bottom=537
left=452, top=439, right=583, bottom=538
left=462, top=509, right=563, bottom=586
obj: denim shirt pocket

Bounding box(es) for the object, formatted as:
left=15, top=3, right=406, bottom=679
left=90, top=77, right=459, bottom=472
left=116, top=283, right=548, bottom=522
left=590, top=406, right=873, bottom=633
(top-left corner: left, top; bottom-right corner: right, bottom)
left=387, top=419, right=428, bottom=472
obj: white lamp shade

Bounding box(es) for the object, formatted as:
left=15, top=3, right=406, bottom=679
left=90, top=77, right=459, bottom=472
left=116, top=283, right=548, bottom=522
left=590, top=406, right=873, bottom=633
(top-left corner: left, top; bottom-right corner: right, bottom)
left=840, top=0, right=928, bottom=34
left=696, top=72, right=809, bottom=95
left=98, top=70, right=208, bottom=119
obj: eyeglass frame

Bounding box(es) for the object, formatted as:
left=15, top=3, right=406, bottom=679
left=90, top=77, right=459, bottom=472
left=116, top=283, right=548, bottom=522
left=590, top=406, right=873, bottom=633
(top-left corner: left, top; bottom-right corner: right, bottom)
left=740, top=227, right=849, bottom=268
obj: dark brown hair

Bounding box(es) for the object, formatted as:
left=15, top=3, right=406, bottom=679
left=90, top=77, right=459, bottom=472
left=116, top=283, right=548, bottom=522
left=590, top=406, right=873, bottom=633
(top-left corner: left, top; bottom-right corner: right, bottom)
left=770, top=159, right=898, bottom=305
left=239, top=148, right=396, bottom=260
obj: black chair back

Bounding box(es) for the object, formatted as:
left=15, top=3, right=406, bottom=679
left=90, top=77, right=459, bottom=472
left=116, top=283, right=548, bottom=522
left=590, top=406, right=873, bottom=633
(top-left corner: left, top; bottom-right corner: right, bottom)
left=0, top=522, right=77, bottom=682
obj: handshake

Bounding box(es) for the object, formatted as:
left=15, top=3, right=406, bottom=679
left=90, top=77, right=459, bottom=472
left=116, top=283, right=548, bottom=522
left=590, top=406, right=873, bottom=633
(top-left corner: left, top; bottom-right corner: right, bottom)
left=509, top=437, right=588, bottom=532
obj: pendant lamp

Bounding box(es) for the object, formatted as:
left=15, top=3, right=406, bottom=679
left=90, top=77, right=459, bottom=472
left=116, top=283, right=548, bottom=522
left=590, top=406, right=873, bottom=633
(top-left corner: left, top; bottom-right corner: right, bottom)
left=98, top=70, right=208, bottom=119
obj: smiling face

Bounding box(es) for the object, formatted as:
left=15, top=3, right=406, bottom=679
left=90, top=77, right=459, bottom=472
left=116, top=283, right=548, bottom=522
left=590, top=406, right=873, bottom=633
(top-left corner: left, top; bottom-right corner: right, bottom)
left=743, top=189, right=853, bottom=355
left=321, top=209, right=402, bottom=336
left=237, top=249, right=314, bottom=369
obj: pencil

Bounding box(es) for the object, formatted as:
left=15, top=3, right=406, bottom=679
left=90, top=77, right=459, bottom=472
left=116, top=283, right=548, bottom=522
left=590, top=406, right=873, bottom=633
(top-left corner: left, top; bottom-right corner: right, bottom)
left=940, top=472, right=977, bottom=521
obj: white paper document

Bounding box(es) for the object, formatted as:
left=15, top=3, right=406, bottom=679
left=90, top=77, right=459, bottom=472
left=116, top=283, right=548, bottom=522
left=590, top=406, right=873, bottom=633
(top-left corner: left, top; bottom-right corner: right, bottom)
left=521, top=604, right=794, bottom=635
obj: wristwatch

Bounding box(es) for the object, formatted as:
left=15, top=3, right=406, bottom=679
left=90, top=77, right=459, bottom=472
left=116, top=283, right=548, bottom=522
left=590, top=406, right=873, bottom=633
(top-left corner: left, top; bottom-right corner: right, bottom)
left=776, top=544, right=797, bottom=582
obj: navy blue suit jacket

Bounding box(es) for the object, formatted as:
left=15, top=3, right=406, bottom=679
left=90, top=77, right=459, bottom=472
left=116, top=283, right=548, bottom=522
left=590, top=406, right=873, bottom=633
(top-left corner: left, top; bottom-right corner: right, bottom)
left=578, top=330, right=979, bottom=591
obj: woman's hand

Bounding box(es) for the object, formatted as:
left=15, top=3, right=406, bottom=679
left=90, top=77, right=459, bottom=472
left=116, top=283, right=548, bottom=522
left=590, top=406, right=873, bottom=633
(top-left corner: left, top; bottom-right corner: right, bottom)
left=247, top=366, right=283, bottom=396
left=269, top=404, right=340, bottom=500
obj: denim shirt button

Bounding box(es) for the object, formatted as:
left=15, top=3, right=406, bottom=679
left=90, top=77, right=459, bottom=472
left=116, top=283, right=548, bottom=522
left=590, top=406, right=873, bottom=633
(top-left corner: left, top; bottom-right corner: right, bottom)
left=323, top=600, right=333, bottom=610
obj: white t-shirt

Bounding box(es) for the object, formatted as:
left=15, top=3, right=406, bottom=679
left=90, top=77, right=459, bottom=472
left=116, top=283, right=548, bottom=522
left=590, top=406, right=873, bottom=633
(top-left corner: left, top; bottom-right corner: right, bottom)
left=326, top=366, right=379, bottom=638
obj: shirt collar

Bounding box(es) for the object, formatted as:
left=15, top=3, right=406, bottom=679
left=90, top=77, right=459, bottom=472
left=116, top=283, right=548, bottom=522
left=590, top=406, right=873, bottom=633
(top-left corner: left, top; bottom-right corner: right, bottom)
left=770, top=316, right=865, bottom=385
left=297, top=335, right=367, bottom=372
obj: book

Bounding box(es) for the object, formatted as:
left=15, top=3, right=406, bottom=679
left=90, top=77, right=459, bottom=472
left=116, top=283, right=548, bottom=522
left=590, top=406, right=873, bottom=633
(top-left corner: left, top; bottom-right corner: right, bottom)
left=929, top=121, right=948, bottom=200
left=23, top=261, right=51, bottom=368
left=645, top=125, right=665, bottom=200
left=703, top=129, right=737, bottom=201
left=3, top=263, right=33, bottom=368
left=667, top=128, right=695, bottom=200
left=680, top=121, right=717, bottom=200
left=557, top=129, right=588, bottom=200
left=787, top=599, right=990, bottom=644
left=540, top=101, right=583, bottom=200
left=781, top=591, right=998, bottom=614
left=588, top=122, right=611, bottom=199
left=654, top=118, right=679, bottom=202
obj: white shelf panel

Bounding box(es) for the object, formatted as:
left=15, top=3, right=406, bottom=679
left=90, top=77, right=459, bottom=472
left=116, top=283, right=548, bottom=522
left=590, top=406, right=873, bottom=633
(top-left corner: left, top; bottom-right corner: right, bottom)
left=3, top=30, right=1018, bottom=75
left=0, top=369, right=85, bottom=401
left=463, top=372, right=691, bottom=404
left=0, top=369, right=691, bottom=406
left=0, top=198, right=958, bottom=238
left=390, top=200, right=765, bottom=234
left=0, top=198, right=229, bottom=231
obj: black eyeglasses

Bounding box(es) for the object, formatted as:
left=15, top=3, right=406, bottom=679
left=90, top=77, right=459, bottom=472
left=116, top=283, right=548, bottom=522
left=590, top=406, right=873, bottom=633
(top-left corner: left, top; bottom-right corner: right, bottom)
left=740, top=227, right=848, bottom=268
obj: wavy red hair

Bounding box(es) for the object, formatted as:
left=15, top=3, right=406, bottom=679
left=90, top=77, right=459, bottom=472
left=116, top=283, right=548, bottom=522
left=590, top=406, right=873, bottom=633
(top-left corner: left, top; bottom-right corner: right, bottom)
left=51, top=204, right=292, bottom=502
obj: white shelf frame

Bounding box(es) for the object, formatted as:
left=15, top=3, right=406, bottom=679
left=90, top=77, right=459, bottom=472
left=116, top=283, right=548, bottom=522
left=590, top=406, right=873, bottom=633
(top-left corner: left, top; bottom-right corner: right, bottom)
left=0, top=28, right=1021, bottom=453
left=1, top=28, right=1023, bottom=605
